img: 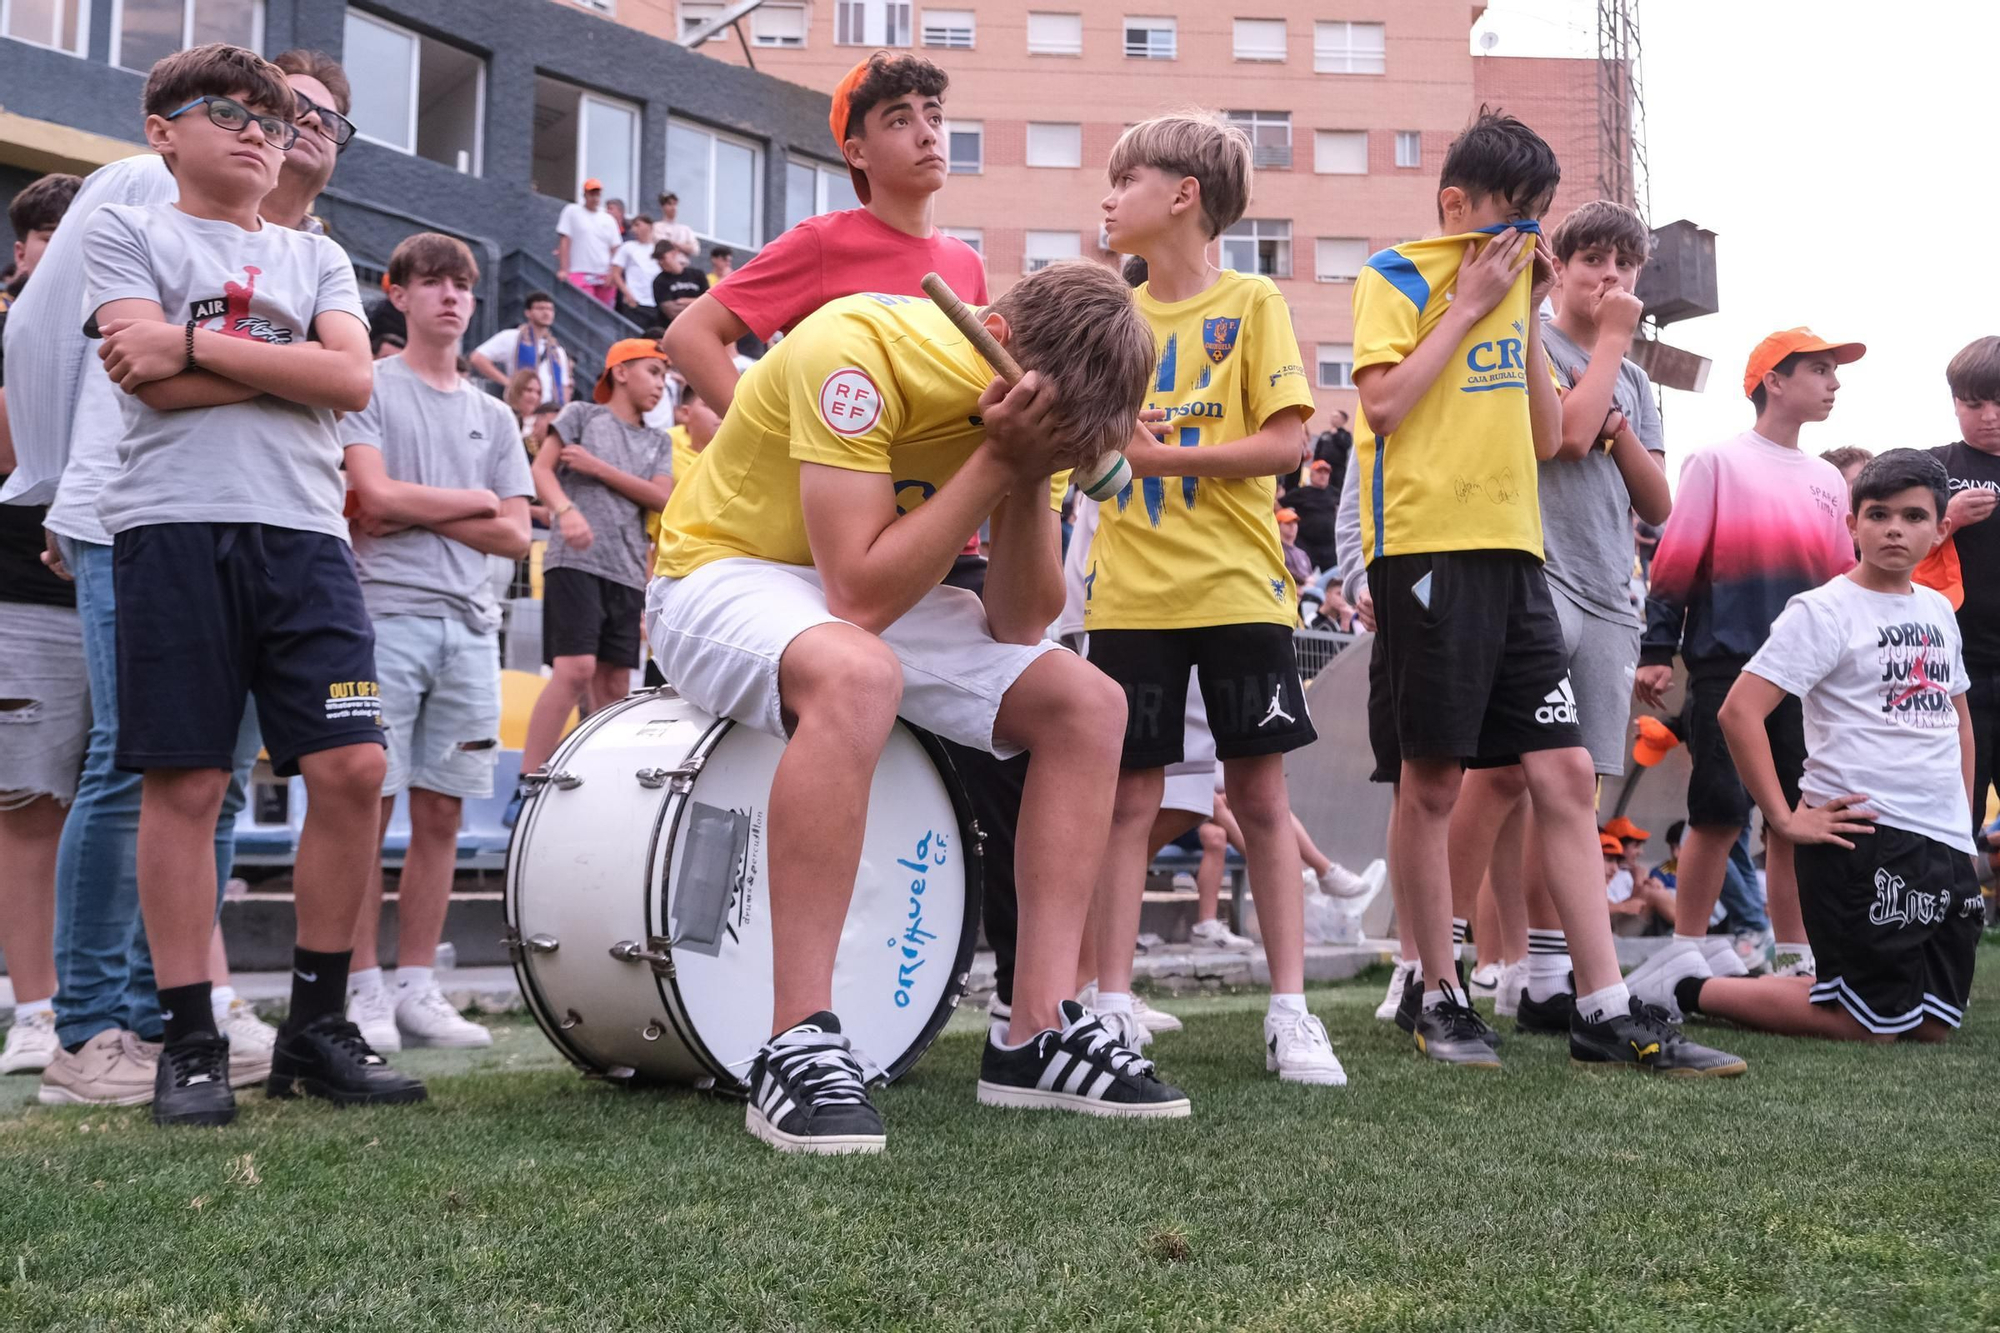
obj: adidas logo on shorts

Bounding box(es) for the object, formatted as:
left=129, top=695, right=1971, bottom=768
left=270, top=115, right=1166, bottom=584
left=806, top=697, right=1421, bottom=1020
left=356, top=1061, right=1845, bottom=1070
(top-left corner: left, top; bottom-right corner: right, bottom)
left=1536, top=678, right=1579, bottom=726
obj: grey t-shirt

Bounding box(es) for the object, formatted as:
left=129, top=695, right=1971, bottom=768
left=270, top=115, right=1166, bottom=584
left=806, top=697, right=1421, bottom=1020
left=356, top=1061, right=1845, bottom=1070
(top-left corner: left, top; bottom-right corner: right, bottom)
left=541, top=401, right=670, bottom=590
left=81, top=202, right=367, bottom=540
left=346, top=357, right=536, bottom=632
left=1537, top=318, right=1665, bottom=624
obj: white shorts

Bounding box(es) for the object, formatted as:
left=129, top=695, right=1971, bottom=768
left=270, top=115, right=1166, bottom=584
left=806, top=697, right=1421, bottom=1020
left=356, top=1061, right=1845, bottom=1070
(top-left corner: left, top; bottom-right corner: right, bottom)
left=1160, top=669, right=1216, bottom=817
left=645, top=558, right=1063, bottom=759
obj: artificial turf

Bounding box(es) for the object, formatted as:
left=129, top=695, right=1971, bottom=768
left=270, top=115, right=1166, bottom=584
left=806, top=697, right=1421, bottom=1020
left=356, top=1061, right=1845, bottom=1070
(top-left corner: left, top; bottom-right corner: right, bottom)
left=4, top=950, right=1999, bottom=1331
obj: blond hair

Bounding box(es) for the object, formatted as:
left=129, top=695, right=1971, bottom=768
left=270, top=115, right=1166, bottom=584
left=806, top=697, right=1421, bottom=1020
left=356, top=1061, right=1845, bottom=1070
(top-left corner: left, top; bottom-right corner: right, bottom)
left=989, top=261, right=1154, bottom=468
left=1106, top=111, right=1252, bottom=239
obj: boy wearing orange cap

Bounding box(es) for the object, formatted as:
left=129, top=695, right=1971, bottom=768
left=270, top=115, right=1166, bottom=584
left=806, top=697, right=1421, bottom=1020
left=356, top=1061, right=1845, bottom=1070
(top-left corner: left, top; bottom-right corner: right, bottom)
left=509, top=339, right=675, bottom=820
left=556, top=179, right=621, bottom=307
left=1628, top=329, right=1863, bottom=1010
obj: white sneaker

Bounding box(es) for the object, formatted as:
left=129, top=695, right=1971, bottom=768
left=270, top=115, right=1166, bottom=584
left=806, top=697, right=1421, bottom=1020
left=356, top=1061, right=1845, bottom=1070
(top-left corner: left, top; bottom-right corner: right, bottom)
left=985, top=993, right=1012, bottom=1024
left=0, top=1008, right=58, bottom=1074
left=1623, top=937, right=1712, bottom=1020
left=1375, top=958, right=1416, bottom=1022
left=395, top=984, right=494, bottom=1048
left=346, top=983, right=402, bottom=1053
left=1322, top=858, right=1387, bottom=902
left=1095, top=1006, right=1151, bottom=1052
left=1494, top=960, right=1528, bottom=1018
left=1132, top=994, right=1183, bottom=1034
left=1696, top=935, right=1749, bottom=979
left=1770, top=947, right=1817, bottom=979
left=1189, top=917, right=1255, bottom=951
left=1468, top=962, right=1502, bottom=997
left=1264, top=1010, right=1347, bottom=1086
left=217, top=998, right=276, bottom=1087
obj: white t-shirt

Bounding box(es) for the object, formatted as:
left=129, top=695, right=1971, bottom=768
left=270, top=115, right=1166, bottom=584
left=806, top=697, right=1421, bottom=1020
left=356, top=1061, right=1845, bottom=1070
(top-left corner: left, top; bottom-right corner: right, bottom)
left=656, top=219, right=698, bottom=257
left=613, top=239, right=660, bottom=300
left=557, top=203, right=622, bottom=279
left=1746, top=576, right=1972, bottom=852
left=474, top=326, right=572, bottom=404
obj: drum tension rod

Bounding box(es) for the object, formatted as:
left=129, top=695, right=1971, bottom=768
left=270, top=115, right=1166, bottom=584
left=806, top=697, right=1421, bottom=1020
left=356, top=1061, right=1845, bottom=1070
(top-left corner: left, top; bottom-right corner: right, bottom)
left=520, top=767, right=583, bottom=791
left=609, top=937, right=677, bottom=977
left=501, top=928, right=560, bottom=960
left=635, top=759, right=703, bottom=790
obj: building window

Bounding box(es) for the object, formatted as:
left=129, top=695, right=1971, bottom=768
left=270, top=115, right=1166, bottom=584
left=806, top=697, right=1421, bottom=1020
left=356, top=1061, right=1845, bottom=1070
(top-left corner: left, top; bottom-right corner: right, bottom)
left=1226, top=110, right=1291, bottom=170
left=1123, top=15, right=1174, bottom=58
left=678, top=0, right=727, bottom=41
left=947, top=121, right=982, bottom=174
left=836, top=0, right=909, bottom=46
left=1314, top=237, right=1367, bottom=283
left=1313, top=20, right=1385, bottom=74
left=752, top=1, right=807, bottom=46
left=1317, top=343, right=1355, bottom=390
left=3, top=0, right=88, bottom=54
left=341, top=9, right=485, bottom=175
left=1025, top=122, right=1081, bottom=169
left=785, top=157, right=859, bottom=231
left=942, top=227, right=982, bottom=253
left=667, top=117, right=766, bottom=250
left=1395, top=130, right=1422, bottom=168
left=1024, top=229, right=1080, bottom=274
left=1221, top=218, right=1290, bottom=279
left=921, top=7, right=973, bottom=47
left=1026, top=11, right=1081, bottom=55
left=113, top=0, right=262, bottom=74
left=532, top=76, right=638, bottom=207
left=1313, top=129, right=1368, bottom=175
left=1232, top=18, right=1285, bottom=62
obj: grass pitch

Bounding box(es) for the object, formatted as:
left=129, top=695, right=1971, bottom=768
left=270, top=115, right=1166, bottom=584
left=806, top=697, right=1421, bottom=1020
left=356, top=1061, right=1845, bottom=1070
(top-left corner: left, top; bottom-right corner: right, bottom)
left=4, top=951, right=1999, bottom=1331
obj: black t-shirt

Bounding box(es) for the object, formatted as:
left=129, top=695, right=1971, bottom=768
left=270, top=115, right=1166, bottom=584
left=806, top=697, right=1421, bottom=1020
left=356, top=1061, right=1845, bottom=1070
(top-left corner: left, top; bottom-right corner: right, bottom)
left=0, top=310, right=75, bottom=608
left=1280, top=482, right=1341, bottom=571
left=1933, top=440, right=2000, bottom=666
left=652, top=270, right=708, bottom=321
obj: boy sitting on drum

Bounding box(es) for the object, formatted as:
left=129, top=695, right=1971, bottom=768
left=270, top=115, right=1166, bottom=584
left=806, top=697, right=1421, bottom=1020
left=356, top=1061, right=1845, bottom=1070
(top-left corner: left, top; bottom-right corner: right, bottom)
left=648, top=263, right=1191, bottom=1154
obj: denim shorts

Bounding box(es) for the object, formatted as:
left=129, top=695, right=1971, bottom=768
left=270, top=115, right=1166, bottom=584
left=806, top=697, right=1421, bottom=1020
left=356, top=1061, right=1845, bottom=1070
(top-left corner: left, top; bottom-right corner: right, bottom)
left=374, top=613, right=502, bottom=799
left=0, top=602, right=89, bottom=805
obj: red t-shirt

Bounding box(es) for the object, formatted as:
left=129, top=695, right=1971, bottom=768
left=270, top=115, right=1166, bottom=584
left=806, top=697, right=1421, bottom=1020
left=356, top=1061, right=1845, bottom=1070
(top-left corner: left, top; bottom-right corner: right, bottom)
left=710, top=208, right=988, bottom=341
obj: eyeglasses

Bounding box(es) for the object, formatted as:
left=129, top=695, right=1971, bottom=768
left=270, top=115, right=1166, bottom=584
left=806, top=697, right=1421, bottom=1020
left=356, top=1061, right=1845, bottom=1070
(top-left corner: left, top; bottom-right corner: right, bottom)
left=164, top=95, right=300, bottom=152
left=294, top=90, right=356, bottom=150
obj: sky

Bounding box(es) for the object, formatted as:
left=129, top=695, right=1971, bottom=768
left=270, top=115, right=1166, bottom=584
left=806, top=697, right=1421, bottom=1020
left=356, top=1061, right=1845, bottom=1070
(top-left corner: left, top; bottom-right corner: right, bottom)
left=1471, top=0, right=1997, bottom=466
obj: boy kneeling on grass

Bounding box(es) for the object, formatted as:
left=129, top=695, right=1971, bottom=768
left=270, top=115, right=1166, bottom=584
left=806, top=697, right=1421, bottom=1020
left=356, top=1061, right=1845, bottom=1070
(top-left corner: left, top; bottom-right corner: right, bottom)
left=1674, top=450, right=1982, bottom=1041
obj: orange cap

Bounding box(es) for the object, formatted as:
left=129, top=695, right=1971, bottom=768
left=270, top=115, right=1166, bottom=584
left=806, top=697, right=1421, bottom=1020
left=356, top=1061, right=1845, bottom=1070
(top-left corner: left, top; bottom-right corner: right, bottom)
left=1632, top=714, right=1681, bottom=768
left=1309, top=458, right=1333, bottom=474
left=593, top=338, right=668, bottom=404
left=1602, top=815, right=1650, bottom=843
left=1600, top=833, right=1624, bottom=857
left=1742, top=327, right=1865, bottom=399
left=1275, top=507, right=1299, bottom=523
left=828, top=58, right=874, bottom=205
left=582, top=178, right=603, bottom=192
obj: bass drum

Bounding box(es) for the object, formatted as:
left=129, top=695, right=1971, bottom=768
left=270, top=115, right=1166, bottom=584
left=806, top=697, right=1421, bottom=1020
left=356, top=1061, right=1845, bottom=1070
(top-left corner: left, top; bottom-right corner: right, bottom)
left=504, top=688, right=982, bottom=1090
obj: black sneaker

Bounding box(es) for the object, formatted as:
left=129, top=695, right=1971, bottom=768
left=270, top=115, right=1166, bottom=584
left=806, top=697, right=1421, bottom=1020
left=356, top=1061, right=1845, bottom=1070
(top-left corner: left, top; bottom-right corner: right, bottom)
left=745, top=1012, right=885, bottom=1155
left=1399, top=966, right=1501, bottom=1048
left=267, top=1014, right=428, bottom=1105
left=153, top=1034, right=237, bottom=1127
left=978, top=1000, right=1190, bottom=1118
left=1570, top=997, right=1748, bottom=1077
left=1411, top=990, right=1503, bottom=1068
left=1515, top=975, right=1576, bottom=1036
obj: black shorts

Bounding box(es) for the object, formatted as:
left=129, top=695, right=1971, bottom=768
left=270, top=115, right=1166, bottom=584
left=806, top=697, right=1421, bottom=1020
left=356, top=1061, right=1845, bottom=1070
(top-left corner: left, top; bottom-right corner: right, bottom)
left=1685, top=663, right=1804, bottom=828
left=542, top=567, right=643, bottom=667
left=1370, top=549, right=1582, bottom=765
left=112, top=523, right=384, bottom=777
left=1088, top=623, right=1316, bottom=768
left=1366, top=631, right=1398, bottom=785
left=1797, top=824, right=1982, bottom=1034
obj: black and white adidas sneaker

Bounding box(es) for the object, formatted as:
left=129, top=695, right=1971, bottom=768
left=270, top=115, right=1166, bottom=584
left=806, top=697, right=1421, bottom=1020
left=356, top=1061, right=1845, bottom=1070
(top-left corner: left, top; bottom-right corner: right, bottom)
left=977, top=1000, right=1190, bottom=1118
left=744, top=1012, right=886, bottom=1155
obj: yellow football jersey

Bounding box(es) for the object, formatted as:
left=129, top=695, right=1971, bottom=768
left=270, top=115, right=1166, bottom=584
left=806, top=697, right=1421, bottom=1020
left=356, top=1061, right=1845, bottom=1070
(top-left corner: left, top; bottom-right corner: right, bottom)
left=654, top=293, right=998, bottom=579
left=1083, top=270, right=1315, bottom=631
left=1352, top=224, right=1547, bottom=563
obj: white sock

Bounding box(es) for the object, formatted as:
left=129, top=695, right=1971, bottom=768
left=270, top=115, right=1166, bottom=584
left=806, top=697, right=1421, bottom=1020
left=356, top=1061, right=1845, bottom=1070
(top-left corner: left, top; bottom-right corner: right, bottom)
left=14, top=997, right=53, bottom=1019
left=1526, top=955, right=1572, bottom=1001
left=1774, top=942, right=1814, bottom=966
left=1421, top=978, right=1467, bottom=1012
left=348, top=966, right=383, bottom=997
left=395, top=965, right=435, bottom=994
left=1093, top=990, right=1134, bottom=1015
left=209, top=985, right=237, bottom=1019
left=989, top=1023, right=1036, bottom=1051
left=1576, top=982, right=1631, bottom=1023
left=1673, top=932, right=1707, bottom=947
left=1268, top=992, right=1308, bottom=1018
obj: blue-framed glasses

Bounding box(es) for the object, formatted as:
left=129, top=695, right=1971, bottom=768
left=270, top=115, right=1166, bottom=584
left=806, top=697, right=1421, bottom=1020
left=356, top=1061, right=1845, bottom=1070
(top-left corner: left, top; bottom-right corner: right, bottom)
left=164, top=95, right=300, bottom=152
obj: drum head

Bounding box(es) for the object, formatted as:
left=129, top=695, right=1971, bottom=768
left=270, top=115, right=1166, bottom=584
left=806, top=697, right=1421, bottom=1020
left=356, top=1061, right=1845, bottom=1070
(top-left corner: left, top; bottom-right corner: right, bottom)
left=656, top=721, right=974, bottom=1086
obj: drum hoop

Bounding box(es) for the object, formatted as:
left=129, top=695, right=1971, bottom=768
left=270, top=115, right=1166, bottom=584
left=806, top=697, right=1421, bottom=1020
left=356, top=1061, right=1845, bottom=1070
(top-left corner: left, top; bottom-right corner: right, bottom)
left=642, top=712, right=739, bottom=1083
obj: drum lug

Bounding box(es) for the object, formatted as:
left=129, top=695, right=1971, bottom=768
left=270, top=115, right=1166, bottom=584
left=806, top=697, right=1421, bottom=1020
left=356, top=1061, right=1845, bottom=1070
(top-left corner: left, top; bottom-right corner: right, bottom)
left=501, top=928, right=559, bottom=960
left=635, top=758, right=704, bottom=791
left=609, top=937, right=677, bottom=977
left=521, top=767, right=583, bottom=792
left=969, top=818, right=987, bottom=846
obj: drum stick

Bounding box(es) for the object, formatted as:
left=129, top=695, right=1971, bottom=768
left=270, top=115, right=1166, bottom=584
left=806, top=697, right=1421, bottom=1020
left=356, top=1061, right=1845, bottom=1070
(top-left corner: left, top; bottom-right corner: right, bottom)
left=920, top=272, right=1133, bottom=502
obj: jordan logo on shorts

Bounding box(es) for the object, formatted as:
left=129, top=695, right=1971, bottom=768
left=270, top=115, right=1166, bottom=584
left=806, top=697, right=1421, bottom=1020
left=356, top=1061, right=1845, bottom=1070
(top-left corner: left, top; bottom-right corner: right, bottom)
left=1259, top=685, right=1295, bottom=729
left=1535, top=677, right=1578, bottom=726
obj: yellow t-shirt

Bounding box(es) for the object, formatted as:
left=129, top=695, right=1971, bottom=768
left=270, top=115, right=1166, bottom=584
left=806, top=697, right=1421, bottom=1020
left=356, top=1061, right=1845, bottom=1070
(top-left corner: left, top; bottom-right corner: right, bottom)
left=1083, top=270, right=1315, bottom=631
left=1352, top=225, right=1546, bottom=564
left=668, top=423, right=701, bottom=487
left=654, top=293, right=994, bottom=578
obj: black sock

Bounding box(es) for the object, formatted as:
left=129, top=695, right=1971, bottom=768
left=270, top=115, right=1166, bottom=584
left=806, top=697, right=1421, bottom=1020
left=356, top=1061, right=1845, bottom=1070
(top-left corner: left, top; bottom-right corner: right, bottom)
left=289, top=947, right=353, bottom=1027
left=158, top=982, right=217, bottom=1046
left=1674, top=975, right=1706, bottom=1017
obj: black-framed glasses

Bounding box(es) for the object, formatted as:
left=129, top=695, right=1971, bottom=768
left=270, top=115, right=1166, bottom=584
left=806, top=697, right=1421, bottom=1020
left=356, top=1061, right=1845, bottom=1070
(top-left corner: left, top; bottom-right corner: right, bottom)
left=294, top=90, right=356, bottom=150
left=163, top=95, right=300, bottom=152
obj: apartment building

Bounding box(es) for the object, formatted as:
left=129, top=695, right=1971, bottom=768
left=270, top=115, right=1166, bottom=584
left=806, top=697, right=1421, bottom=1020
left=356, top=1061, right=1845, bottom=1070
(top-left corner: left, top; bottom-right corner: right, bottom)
left=594, top=1, right=1611, bottom=425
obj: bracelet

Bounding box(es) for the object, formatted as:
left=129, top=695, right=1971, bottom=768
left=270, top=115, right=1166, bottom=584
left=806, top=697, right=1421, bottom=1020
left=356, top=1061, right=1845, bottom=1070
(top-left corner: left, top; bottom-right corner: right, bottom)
left=553, top=503, right=574, bottom=519
left=184, top=318, right=198, bottom=371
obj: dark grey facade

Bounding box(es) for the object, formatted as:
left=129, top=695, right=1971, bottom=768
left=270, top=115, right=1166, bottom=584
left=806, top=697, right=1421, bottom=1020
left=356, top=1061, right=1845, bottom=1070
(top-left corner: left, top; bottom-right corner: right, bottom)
left=1, top=0, right=835, bottom=376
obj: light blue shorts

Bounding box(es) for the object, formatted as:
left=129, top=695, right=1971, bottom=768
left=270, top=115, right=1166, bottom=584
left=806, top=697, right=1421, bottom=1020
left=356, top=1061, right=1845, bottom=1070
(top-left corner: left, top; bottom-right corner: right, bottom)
left=374, top=614, right=501, bottom=799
